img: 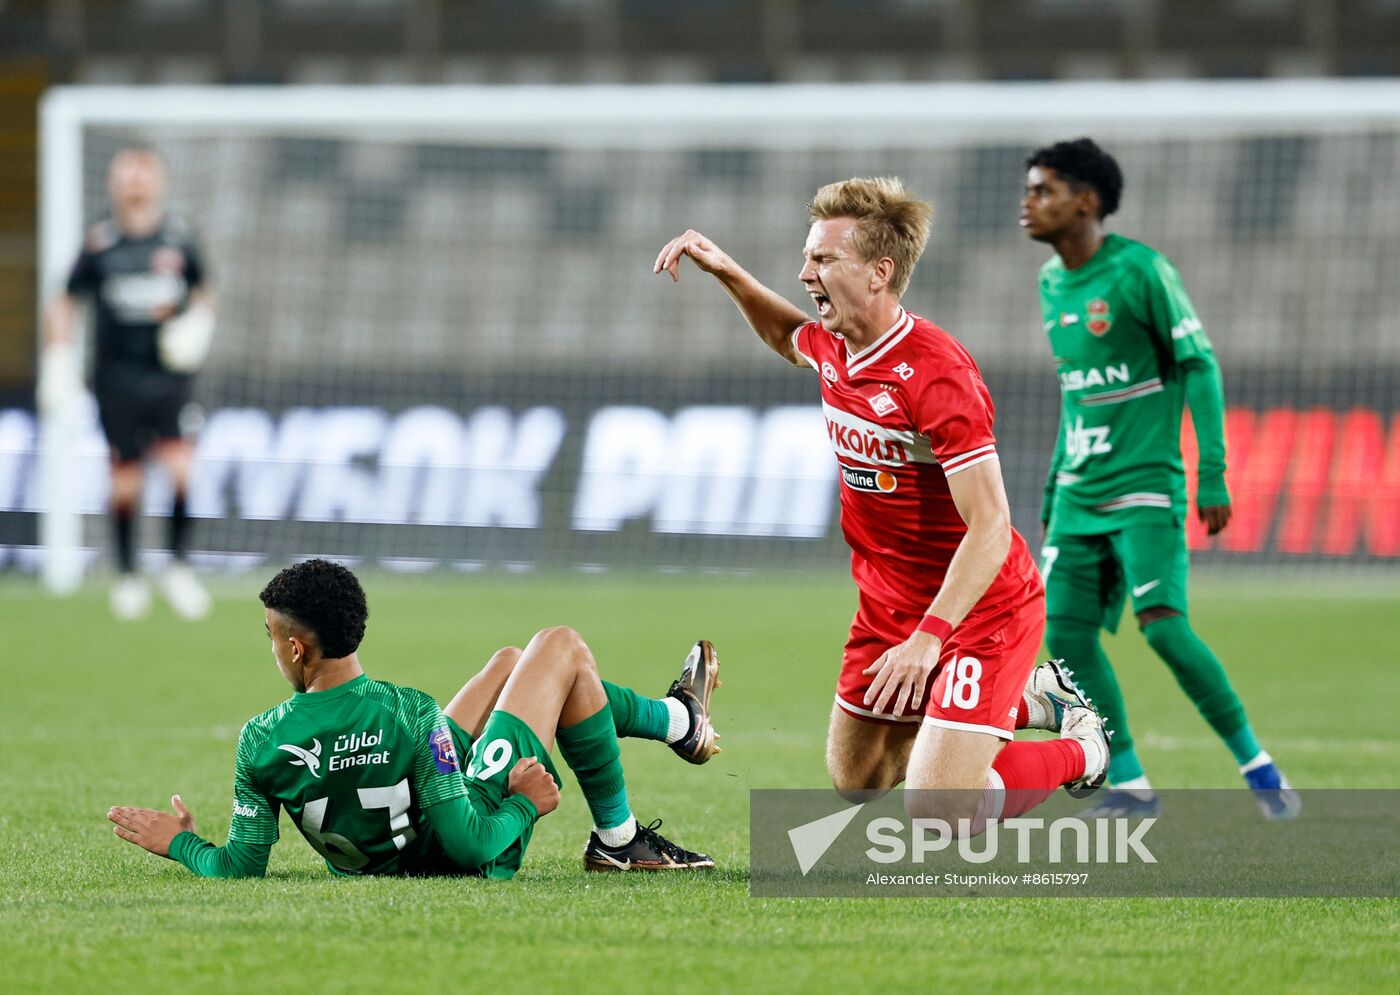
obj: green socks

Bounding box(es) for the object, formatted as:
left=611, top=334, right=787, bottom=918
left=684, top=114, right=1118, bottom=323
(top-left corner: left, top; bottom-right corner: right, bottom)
left=555, top=705, right=630, bottom=830
left=1224, top=727, right=1265, bottom=767
left=1045, top=616, right=1145, bottom=783
left=603, top=680, right=671, bottom=742
left=555, top=683, right=681, bottom=832
left=1047, top=613, right=1264, bottom=783
left=1142, top=615, right=1260, bottom=765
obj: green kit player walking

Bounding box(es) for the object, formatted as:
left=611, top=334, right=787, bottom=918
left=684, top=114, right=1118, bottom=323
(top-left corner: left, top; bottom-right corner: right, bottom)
left=1020, top=138, right=1298, bottom=820
left=108, top=559, right=720, bottom=876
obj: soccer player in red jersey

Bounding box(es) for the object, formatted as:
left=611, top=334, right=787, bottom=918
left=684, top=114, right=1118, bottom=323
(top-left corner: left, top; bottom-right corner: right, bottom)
left=655, top=178, right=1108, bottom=829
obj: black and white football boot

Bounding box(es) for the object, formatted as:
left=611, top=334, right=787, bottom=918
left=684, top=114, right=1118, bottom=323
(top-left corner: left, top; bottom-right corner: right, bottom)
left=583, top=819, right=715, bottom=872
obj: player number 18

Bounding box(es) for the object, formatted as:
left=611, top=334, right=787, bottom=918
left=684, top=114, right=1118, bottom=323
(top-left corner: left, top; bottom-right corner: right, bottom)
left=940, top=656, right=982, bottom=710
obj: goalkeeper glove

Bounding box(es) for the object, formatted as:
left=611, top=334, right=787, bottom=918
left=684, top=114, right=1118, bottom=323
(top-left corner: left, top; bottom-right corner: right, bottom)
left=37, top=340, right=83, bottom=414
left=158, top=302, right=216, bottom=373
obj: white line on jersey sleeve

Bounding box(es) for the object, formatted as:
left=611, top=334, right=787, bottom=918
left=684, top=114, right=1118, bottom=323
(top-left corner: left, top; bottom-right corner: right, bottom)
left=939, top=444, right=999, bottom=476
left=791, top=325, right=819, bottom=370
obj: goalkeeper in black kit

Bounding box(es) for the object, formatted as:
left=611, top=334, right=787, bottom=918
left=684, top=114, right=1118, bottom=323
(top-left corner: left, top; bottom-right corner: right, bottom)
left=41, top=147, right=216, bottom=620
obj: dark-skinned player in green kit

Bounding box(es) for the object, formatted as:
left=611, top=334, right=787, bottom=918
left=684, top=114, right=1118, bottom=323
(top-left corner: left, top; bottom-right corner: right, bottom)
left=107, top=559, right=722, bottom=876
left=1020, top=138, right=1298, bottom=820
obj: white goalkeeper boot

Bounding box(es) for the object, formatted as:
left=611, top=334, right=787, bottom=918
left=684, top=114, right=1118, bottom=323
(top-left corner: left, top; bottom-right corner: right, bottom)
left=109, top=574, right=152, bottom=621
left=159, top=562, right=211, bottom=621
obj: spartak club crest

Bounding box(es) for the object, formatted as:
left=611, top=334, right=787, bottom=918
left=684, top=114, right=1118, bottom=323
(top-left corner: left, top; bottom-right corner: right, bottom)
left=1086, top=298, right=1113, bottom=336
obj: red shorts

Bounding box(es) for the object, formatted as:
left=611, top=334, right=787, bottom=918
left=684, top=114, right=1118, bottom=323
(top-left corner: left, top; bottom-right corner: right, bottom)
left=835, top=584, right=1046, bottom=739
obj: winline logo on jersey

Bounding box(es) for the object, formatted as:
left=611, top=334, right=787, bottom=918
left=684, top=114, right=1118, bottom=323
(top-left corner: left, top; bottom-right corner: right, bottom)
left=748, top=788, right=1400, bottom=898
left=840, top=463, right=897, bottom=493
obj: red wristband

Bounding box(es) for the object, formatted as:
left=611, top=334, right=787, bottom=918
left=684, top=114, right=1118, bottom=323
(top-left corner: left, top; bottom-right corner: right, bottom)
left=915, top=615, right=953, bottom=641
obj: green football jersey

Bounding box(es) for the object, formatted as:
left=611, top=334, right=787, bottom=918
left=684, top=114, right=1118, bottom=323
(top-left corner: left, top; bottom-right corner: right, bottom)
left=227, top=675, right=471, bottom=875
left=1039, top=233, right=1223, bottom=536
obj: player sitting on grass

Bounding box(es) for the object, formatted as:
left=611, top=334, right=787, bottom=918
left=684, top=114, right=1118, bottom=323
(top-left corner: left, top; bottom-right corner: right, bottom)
left=107, top=558, right=720, bottom=876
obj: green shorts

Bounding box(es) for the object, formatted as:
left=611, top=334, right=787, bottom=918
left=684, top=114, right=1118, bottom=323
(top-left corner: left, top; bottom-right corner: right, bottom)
left=1040, top=521, right=1190, bottom=633
left=447, top=710, right=562, bottom=879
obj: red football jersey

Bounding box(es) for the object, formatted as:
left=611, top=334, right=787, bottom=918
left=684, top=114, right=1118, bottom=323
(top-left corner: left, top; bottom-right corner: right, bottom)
left=792, top=308, right=1040, bottom=615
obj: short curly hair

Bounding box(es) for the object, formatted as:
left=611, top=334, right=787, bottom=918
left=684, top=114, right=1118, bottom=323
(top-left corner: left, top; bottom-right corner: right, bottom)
left=259, top=558, right=368, bottom=660
left=1026, top=138, right=1124, bottom=218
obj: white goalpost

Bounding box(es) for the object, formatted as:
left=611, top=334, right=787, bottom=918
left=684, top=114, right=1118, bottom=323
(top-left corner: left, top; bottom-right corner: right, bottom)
left=29, top=79, right=1400, bottom=590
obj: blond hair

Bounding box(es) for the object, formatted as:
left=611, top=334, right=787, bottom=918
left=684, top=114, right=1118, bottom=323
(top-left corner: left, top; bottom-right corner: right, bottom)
left=808, top=177, right=933, bottom=298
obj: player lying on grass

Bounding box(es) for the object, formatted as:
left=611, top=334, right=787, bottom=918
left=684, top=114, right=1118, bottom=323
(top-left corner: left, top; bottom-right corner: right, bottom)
left=655, top=178, right=1108, bottom=833
left=108, top=559, right=720, bottom=876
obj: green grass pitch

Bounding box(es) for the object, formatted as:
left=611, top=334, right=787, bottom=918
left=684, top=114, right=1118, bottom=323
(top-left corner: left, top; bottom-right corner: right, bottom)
left=2, top=572, right=1396, bottom=994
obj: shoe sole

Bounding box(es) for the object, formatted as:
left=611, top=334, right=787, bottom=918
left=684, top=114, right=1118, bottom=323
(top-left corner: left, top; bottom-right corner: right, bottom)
left=583, top=855, right=716, bottom=872
left=1077, top=800, right=1161, bottom=820
left=1064, top=779, right=1104, bottom=799
left=674, top=641, right=722, bottom=765
left=1064, top=748, right=1108, bottom=797
left=1254, top=789, right=1302, bottom=822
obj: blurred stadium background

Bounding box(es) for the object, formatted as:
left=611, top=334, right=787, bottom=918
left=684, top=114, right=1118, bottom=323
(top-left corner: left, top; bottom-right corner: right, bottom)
left=3, top=8, right=1399, bottom=993
left=0, top=0, right=1398, bottom=583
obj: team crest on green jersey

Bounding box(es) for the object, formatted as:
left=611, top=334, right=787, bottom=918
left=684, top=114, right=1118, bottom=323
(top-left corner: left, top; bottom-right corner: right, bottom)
left=1086, top=298, right=1113, bottom=336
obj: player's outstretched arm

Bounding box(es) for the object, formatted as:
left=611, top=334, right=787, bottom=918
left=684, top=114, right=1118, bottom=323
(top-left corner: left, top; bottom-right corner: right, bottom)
left=107, top=794, right=270, bottom=878
left=108, top=793, right=195, bottom=857
left=654, top=229, right=810, bottom=366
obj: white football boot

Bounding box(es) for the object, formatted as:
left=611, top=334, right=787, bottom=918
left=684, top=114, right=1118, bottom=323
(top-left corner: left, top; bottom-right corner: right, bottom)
left=159, top=562, right=212, bottom=621
left=109, top=574, right=152, bottom=621
left=1022, top=658, right=1094, bottom=731
left=1061, top=705, right=1109, bottom=797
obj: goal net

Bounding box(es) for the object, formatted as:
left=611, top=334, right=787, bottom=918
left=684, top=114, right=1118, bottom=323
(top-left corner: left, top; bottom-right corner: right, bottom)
left=17, top=81, right=1400, bottom=587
